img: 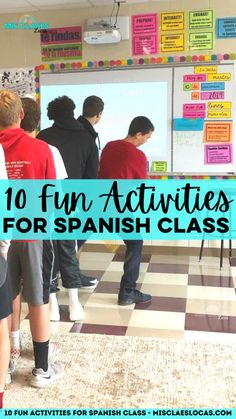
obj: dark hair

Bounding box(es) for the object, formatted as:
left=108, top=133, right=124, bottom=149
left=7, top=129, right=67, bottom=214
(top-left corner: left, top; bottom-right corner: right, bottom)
left=47, top=95, right=75, bottom=121
left=128, top=116, right=154, bottom=136
left=82, top=95, right=104, bottom=118
left=20, top=97, right=40, bottom=132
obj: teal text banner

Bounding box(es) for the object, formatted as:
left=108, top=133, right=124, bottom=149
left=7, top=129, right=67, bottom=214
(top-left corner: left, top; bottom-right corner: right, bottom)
left=0, top=179, right=235, bottom=240
left=0, top=408, right=233, bottom=417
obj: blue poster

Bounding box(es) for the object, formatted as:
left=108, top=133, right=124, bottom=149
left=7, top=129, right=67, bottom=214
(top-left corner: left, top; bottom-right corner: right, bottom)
left=217, top=17, right=236, bottom=38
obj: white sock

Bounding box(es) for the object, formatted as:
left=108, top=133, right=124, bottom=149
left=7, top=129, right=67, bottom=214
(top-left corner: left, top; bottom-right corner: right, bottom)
left=68, top=289, right=84, bottom=321
left=10, top=330, right=20, bottom=349
left=50, top=293, right=60, bottom=321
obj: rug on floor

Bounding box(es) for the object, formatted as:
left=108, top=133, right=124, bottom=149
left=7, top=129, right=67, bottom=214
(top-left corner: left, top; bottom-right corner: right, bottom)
left=5, top=332, right=236, bottom=408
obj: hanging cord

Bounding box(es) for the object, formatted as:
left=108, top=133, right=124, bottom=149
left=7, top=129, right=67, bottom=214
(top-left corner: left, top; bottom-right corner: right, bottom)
left=109, top=1, right=116, bottom=27
left=114, top=2, right=120, bottom=28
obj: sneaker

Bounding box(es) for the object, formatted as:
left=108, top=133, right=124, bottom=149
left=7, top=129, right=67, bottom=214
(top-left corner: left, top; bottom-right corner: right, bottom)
left=30, top=362, right=64, bottom=388
left=79, top=273, right=98, bottom=290
left=118, top=288, right=152, bottom=306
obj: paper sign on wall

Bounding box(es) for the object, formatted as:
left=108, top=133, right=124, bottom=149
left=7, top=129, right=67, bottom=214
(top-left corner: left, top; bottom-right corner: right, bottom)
left=132, top=14, right=158, bottom=55
left=40, top=26, right=82, bottom=61
left=204, top=122, right=232, bottom=143
left=151, top=161, right=167, bottom=172
left=189, top=10, right=214, bottom=30
left=205, top=144, right=232, bottom=164
left=161, top=12, right=185, bottom=31
left=161, top=33, right=184, bottom=52
left=217, top=17, right=236, bottom=38
left=189, top=32, right=214, bottom=50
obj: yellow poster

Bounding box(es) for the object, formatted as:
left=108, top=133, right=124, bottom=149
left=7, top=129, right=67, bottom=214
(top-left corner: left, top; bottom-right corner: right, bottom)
left=161, top=33, right=184, bottom=52
left=208, top=73, right=231, bottom=81
left=151, top=161, right=167, bottom=172
left=208, top=102, right=231, bottom=110
left=161, top=12, right=185, bottom=31
left=207, top=110, right=231, bottom=118
left=194, top=66, right=217, bottom=74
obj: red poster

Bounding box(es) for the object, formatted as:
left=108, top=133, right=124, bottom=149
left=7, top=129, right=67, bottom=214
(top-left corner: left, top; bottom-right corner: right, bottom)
left=40, top=26, right=82, bottom=45
left=132, top=13, right=158, bottom=56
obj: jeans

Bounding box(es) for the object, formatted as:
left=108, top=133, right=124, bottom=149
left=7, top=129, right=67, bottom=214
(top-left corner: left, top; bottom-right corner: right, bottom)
left=120, top=240, right=143, bottom=290
left=50, top=240, right=82, bottom=293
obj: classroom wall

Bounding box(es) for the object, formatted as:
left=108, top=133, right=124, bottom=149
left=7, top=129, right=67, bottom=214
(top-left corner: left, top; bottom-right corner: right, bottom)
left=0, top=0, right=236, bottom=68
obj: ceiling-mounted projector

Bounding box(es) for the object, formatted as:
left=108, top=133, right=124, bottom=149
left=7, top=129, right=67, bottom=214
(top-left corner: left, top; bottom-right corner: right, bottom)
left=83, top=24, right=121, bottom=44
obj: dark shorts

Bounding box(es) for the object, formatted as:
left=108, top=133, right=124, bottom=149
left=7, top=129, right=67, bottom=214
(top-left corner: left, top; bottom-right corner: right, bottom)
left=0, top=254, right=12, bottom=319
left=7, top=240, right=54, bottom=305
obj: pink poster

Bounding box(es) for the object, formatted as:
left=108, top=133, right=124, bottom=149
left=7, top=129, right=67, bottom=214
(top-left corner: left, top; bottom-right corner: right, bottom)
left=132, top=13, right=158, bottom=55
left=183, top=103, right=206, bottom=118
left=132, top=35, right=157, bottom=55
left=132, top=14, right=157, bottom=35
left=183, top=74, right=206, bottom=82
left=204, top=144, right=232, bottom=164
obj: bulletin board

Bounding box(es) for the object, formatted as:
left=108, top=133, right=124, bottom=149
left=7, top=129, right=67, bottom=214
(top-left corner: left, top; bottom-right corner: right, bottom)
left=173, top=62, right=235, bottom=173
left=39, top=61, right=236, bottom=174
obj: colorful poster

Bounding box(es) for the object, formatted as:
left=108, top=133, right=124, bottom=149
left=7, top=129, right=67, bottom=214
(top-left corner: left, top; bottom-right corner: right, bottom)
left=194, top=66, right=217, bottom=74
left=216, top=17, right=236, bottom=38
left=189, top=10, right=214, bottom=30
left=160, top=33, right=184, bottom=52
left=132, top=13, right=158, bottom=55
left=204, top=122, right=232, bottom=143
left=189, top=32, right=214, bottom=50
left=41, top=44, right=82, bottom=61
left=132, top=14, right=157, bottom=35
left=40, top=26, right=82, bottom=61
left=151, top=161, right=167, bottom=172
left=161, top=12, right=185, bottom=31
left=132, top=35, right=157, bottom=55
left=205, top=144, right=232, bottom=164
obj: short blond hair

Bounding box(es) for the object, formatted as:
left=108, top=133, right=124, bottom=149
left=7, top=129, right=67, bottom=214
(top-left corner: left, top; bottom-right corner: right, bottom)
left=0, top=90, right=22, bottom=128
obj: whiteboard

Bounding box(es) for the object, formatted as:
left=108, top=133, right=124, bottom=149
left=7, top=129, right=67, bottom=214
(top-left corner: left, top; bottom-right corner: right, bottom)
left=40, top=67, right=173, bottom=171
left=39, top=63, right=236, bottom=174
left=173, top=63, right=235, bottom=173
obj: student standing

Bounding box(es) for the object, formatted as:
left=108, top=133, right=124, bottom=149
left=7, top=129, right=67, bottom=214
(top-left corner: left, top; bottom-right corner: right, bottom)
left=0, top=144, right=12, bottom=408
left=0, top=90, right=63, bottom=388
left=99, top=116, right=154, bottom=305
left=37, top=96, right=98, bottom=321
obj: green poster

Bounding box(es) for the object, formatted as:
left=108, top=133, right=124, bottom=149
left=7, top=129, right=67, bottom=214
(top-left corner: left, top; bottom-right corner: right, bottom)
left=189, top=32, right=214, bottom=51
left=189, top=10, right=214, bottom=30
left=151, top=161, right=167, bottom=172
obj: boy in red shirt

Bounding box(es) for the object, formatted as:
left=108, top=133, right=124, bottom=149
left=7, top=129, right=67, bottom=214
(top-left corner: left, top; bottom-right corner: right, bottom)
left=0, top=90, right=63, bottom=389
left=99, top=116, right=154, bottom=305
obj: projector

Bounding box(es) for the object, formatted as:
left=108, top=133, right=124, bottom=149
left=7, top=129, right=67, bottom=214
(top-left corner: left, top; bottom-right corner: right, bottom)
left=83, top=27, right=121, bottom=44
